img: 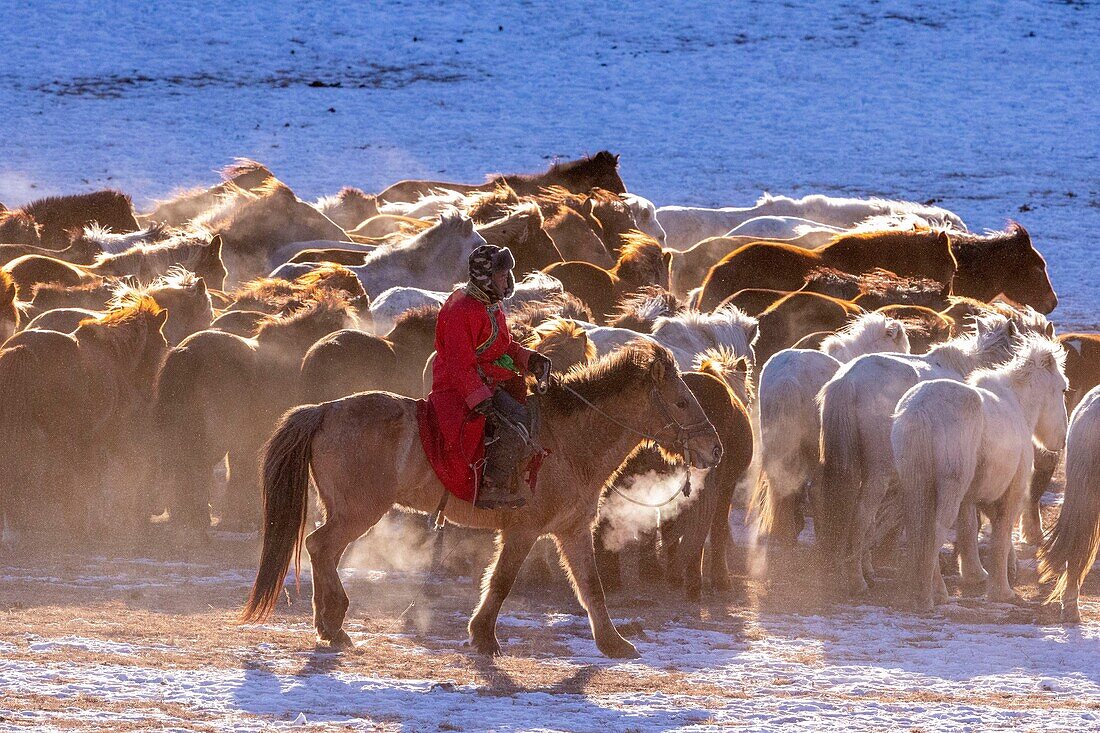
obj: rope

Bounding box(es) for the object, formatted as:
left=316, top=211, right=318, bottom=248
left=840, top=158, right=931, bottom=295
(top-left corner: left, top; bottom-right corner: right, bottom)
left=608, top=469, right=692, bottom=508
left=557, top=381, right=669, bottom=444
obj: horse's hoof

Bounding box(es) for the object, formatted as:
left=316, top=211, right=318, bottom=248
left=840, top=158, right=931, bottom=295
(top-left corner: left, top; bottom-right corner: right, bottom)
left=322, top=630, right=355, bottom=650
left=471, top=636, right=502, bottom=657
left=598, top=636, right=640, bottom=659
left=1061, top=605, right=1082, bottom=624
left=986, top=589, right=1021, bottom=604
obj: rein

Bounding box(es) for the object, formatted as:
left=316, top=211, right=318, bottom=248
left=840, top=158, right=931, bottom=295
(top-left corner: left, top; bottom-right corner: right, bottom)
left=555, top=378, right=712, bottom=508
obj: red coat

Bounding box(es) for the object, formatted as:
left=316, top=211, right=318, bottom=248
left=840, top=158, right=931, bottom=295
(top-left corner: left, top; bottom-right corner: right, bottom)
left=418, top=289, right=533, bottom=501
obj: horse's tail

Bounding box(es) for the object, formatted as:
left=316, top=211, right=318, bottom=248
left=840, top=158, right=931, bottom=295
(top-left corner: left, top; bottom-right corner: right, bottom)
left=1038, top=435, right=1100, bottom=604
left=817, top=375, right=863, bottom=561
left=891, top=408, right=940, bottom=609
left=241, top=402, right=328, bottom=624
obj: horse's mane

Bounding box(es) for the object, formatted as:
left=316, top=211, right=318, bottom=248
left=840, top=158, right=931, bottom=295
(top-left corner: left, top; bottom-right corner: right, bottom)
left=807, top=266, right=946, bottom=304
left=220, top=158, right=273, bottom=181
left=77, top=294, right=162, bottom=331
left=948, top=222, right=1031, bottom=264
left=253, top=291, right=355, bottom=345
left=821, top=311, right=904, bottom=353
left=692, top=345, right=753, bottom=403
left=546, top=338, right=675, bottom=415
left=91, top=230, right=214, bottom=273
left=293, top=263, right=367, bottom=300
left=81, top=223, right=167, bottom=254
left=465, top=183, right=522, bottom=221
left=608, top=286, right=682, bottom=332
left=877, top=305, right=954, bottom=339
left=528, top=317, right=596, bottom=364
left=654, top=304, right=760, bottom=357
left=927, top=313, right=1013, bottom=373
left=822, top=227, right=952, bottom=252
left=193, top=178, right=297, bottom=232
left=0, top=269, right=15, bottom=302
left=231, top=277, right=298, bottom=305
left=508, top=293, right=593, bottom=342
left=614, top=231, right=665, bottom=280
left=367, top=209, right=471, bottom=261
left=388, top=303, right=441, bottom=339
left=970, top=334, right=1066, bottom=387
left=109, top=266, right=201, bottom=307
left=504, top=151, right=619, bottom=184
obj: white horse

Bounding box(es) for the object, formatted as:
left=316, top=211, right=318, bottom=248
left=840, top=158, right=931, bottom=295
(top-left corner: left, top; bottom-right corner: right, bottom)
left=751, top=313, right=910, bottom=545
left=271, top=210, right=486, bottom=299
left=723, top=216, right=846, bottom=248
left=621, top=193, right=667, bottom=246
left=583, top=305, right=759, bottom=372
left=1038, top=385, right=1100, bottom=622
left=656, top=193, right=967, bottom=250
left=370, top=272, right=564, bottom=334
left=377, top=189, right=468, bottom=219
left=893, top=337, right=1068, bottom=611
left=817, top=314, right=1017, bottom=595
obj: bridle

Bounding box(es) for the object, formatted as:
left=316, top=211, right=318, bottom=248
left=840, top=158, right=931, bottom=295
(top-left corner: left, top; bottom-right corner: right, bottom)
left=555, top=375, right=714, bottom=458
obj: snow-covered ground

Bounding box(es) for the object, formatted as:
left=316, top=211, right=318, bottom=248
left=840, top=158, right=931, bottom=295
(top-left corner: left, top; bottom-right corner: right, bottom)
left=1, top=0, right=1097, bottom=325
left=1, top=549, right=1098, bottom=732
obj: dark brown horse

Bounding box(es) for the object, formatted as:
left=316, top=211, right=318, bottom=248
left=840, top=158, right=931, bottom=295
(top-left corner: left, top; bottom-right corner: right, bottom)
left=0, top=210, right=42, bottom=246
left=377, top=151, right=626, bottom=203
left=0, top=270, right=18, bottom=344
left=154, top=293, right=359, bottom=532
left=696, top=230, right=957, bottom=312
left=241, top=341, right=720, bottom=658
left=949, top=223, right=1056, bottom=313
left=544, top=232, right=671, bottom=323
left=19, top=190, right=140, bottom=248
left=0, top=297, right=168, bottom=537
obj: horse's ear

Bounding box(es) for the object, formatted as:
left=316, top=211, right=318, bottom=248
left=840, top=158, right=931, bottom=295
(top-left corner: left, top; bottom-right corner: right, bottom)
left=747, top=320, right=760, bottom=345
left=207, top=234, right=223, bottom=259
left=1045, top=321, right=1056, bottom=339
left=649, top=353, right=667, bottom=382
left=886, top=321, right=901, bottom=338
left=662, top=250, right=673, bottom=270
left=462, top=216, right=474, bottom=236
left=192, top=277, right=208, bottom=296
left=581, top=197, right=596, bottom=219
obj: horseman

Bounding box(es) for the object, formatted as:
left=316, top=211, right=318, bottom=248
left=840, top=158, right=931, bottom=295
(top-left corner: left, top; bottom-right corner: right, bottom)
left=428, top=245, right=552, bottom=509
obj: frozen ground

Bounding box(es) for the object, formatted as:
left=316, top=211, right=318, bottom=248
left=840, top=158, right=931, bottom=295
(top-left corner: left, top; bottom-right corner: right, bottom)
left=0, top=0, right=1097, bottom=325
left=1, top=534, right=1099, bottom=733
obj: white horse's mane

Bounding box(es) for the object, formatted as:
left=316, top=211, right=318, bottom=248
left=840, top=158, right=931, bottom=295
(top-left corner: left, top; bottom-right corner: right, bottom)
left=653, top=305, right=760, bottom=362
left=82, top=223, right=167, bottom=254
left=821, top=312, right=908, bottom=362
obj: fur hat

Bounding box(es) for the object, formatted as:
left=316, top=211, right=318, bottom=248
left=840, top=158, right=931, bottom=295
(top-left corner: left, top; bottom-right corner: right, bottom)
left=468, top=244, right=516, bottom=302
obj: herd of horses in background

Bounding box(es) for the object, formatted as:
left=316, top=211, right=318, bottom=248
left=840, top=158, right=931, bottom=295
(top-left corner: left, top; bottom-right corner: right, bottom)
left=2, top=151, right=1099, bottom=657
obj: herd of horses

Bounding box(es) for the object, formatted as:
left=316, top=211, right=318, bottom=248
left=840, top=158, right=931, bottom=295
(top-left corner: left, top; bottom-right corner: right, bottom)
left=1, top=152, right=1098, bottom=658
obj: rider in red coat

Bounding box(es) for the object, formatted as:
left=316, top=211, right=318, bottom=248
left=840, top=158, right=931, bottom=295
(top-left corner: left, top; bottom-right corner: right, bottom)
left=428, top=244, right=552, bottom=509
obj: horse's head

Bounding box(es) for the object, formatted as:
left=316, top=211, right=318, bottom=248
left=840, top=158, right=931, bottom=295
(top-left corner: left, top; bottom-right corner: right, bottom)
left=1014, top=336, right=1069, bottom=452
left=622, top=193, right=666, bottom=246
left=194, top=234, right=228, bottom=291
left=114, top=268, right=213, bottom=346
left=644, top=343, right=723, bottom=469
left=556, top=151, right=626, bottom=195
left=998, top=223, right=1057, bottom=314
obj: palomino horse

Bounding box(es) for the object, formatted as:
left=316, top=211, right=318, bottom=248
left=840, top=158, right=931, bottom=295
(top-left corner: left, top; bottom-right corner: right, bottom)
left=543, top=232, right=670, bottom=323
left=242, top=341, right=721, bottom=658
left=376, top=150, right=626, bottom=203
left=656, top=193, right=967, bottom=251
left=696, top=230, right=957, bottom=312
left=1038, top=385, right=1100, bottom=622
left=894, top=337, right=1068, bottom=611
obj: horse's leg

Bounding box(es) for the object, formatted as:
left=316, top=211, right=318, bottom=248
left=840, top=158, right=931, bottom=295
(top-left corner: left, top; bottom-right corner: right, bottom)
left=304, top=508, right=385, bottom=648
left=555, top=526, right=639, bottom=659
left=846, top=467, right=891, bottom=595
left=1063, top=564, right=1084, bottom=623
left=1021, top=447, right=1059, bottom=545
left=956, top=501, right=988, bottom=587
left=223, top=435, right=264, bottom=532
left=593, top=518, right=622, bottom=593
left=985, top=464, right=1029, bottom=604
left=469, top=527, right=539, bottom=656
left=707, top=483, right=735, bottom=593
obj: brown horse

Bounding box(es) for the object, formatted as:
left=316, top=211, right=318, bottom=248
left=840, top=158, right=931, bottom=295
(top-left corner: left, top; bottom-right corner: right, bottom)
left=144, top=159, right=275, bottom=227
left=195, top=179, right=350, bottom=285
left=300, top=329, right=399, bottom=403
left=3, top=232, right=227, bottom=294
left=377, top=150, right=626, bottom=203
left=803, top=267, right=950, bottom=312
left=0, top=297, right=168, bottom=536
left=0, top=235, right=103, bottom=267
left=241, top=340, right=720, bottom=657
left=753, top=292, right=864, bottom=367
left=314, top=187, right=381, bottom=230
left=536, top=187, right=638, bottom=258
left=949, top=223, right=1056, bottom=313
left=382, top=304, right=441, bottom=396
left=0, top=210, right=42, bottom=246
left=696, top=230, right=957, bottom=312
left=23, top=279, right=117, bottom=321
left=544, top=232, right=671, bottom=323
left=1, top=270, right=18, bottom=344
left=24, top=269, right=213, bottom=346
left=19, top=190, right=140, bottom=248
left=154, top=293, right=359, bottom=532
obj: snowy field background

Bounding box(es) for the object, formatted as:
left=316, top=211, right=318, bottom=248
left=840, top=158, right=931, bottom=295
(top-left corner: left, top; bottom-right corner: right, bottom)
left=1, top=0, right=1097, bottom=324
left=2, top=1, right=1099, bottom=731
